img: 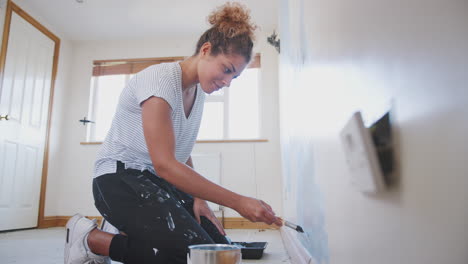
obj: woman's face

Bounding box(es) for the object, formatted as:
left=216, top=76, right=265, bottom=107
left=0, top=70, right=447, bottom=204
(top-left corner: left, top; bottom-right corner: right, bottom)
left=197, top=45, right=248, bottom=94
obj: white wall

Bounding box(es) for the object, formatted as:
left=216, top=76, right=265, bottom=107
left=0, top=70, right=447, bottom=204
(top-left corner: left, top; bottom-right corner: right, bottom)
left=0, top=0, right=74, bottom=217
left=49, top=29, right=282, bottom=217
left=279, top=0, right=468, bottom=263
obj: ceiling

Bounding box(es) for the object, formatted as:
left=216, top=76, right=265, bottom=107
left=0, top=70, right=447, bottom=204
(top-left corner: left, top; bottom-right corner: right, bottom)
left=16, top=0, right=278, bottom=41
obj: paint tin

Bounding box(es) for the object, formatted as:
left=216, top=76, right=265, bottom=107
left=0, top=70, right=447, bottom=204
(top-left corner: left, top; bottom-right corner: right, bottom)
left=187, top=244, right=241, bottom=264
left=231, top=242, right=268, bottom=259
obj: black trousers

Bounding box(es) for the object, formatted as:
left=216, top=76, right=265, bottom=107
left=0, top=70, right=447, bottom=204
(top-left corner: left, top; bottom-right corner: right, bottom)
left=93, top=161, right=228, bottom=264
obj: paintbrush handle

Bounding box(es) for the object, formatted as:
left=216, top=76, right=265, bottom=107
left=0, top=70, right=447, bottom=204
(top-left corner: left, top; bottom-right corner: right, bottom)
left=282, top=220, right=304, bottom=233
left=284, top=220, right=297, bottom=229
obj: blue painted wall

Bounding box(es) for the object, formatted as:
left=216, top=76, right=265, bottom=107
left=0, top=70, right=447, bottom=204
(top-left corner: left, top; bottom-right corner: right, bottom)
left=278, top=0, right=468, bottom=263
left=278, top=0, right=329, bottom=263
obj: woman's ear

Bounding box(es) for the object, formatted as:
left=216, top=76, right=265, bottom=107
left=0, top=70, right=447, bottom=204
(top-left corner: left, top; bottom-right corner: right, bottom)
left=200, top=42, right=212, bottom=56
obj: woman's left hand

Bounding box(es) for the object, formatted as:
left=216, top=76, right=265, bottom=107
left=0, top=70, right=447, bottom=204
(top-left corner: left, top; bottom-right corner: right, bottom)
left=193, top=197, right=226, bottom=236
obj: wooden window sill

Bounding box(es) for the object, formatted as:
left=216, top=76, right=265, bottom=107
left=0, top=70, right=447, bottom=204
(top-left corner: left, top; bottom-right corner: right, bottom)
left=80, top=139, right=269, bottom=145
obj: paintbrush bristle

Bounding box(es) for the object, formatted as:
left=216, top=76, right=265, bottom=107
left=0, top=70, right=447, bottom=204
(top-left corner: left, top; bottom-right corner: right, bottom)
left=296, top=225, right=304, bottom=233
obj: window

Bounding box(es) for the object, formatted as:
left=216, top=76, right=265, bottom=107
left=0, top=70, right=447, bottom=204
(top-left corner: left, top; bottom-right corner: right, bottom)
left=86, top=55, right=261, bottom=142
left=87, top=74, right=129, bottom=142
left=197, top=66, right=260, bottom=140
left=87, top=57, right=184, bottom=142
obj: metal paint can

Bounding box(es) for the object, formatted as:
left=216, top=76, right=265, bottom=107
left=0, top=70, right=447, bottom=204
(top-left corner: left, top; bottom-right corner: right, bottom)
left=187, top=244, right=241, bottom=264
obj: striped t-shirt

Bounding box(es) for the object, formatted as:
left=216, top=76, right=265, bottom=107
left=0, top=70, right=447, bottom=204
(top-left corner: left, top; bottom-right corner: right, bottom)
left=94, top=62, right=205, bottom=178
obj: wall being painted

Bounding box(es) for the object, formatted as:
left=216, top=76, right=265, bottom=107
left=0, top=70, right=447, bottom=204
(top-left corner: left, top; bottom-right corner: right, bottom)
left=279, top=0, right=468, bottom=264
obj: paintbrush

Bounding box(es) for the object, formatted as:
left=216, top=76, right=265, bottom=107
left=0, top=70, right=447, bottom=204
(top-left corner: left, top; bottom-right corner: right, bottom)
left=282, top=219, right=304, bottom=233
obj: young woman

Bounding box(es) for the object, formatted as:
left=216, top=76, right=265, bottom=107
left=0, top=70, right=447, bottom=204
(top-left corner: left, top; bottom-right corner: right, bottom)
left=65, top=2, right=282, bottom=264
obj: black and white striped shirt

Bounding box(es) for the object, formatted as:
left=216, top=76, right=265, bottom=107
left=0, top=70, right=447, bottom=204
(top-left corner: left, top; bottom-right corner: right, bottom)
left=94, top=62, right=205, bottom=178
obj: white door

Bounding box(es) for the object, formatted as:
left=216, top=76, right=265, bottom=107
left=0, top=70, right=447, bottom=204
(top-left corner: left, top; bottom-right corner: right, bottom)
left=0, top=12, right=55, bottom=231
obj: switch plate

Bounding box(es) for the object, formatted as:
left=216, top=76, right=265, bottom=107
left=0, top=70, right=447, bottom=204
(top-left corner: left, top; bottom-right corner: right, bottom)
left=340, top=112, right=385, bottom=193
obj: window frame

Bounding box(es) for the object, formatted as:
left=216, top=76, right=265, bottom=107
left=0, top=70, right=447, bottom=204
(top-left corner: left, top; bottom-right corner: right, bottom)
left=83, top=54, right=263, bottom=143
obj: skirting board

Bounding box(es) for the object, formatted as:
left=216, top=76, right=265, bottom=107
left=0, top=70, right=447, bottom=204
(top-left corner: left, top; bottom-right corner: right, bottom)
left=40, top=216, right=279, bottom=230
left=280, top=227, right=317, bottom=264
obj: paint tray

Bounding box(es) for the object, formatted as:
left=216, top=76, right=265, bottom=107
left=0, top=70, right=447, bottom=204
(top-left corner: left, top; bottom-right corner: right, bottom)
left=231, top=241, right=268, bottom=259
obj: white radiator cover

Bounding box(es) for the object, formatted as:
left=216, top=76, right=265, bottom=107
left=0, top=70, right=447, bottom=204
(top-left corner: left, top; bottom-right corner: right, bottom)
left=191, top=153, right=222, bottom=212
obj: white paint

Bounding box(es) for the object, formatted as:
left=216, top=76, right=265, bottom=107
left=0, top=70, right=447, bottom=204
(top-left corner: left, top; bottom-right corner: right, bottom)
left=279, top=0, right=468, bottom=263
left=166, top=212, right=175, bottom=231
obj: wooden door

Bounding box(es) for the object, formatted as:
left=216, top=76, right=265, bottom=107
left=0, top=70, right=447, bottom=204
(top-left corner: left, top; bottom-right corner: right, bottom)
left=0, top=1, right=59, bottom=231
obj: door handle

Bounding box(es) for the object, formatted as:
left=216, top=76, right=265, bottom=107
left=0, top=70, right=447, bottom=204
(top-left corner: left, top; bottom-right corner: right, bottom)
left=0, top=114, right=9, bottom=120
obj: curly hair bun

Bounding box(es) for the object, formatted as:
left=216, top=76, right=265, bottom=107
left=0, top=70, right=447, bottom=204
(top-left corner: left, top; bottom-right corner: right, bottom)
left=208, top=2, right=257, bottom=40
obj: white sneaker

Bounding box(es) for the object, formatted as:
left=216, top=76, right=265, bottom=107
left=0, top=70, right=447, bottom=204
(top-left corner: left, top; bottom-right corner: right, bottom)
left=100, top=219, right=119, bottom=235
left=65, top=213, right=111, bottom=264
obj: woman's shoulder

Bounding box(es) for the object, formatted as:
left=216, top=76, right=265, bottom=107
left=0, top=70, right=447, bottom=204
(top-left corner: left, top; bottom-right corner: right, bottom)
left=130, top=62, right=181, bottom=108
left=137, top=61, right=179, bottom=78
left=134, top=62, right=181, bottom=89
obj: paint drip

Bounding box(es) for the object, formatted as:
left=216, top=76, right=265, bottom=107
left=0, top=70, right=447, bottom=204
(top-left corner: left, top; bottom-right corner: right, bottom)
left=166, top=212, right=175, bottom=231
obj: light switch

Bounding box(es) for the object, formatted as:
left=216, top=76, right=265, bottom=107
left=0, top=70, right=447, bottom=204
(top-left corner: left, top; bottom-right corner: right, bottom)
left=340, top=112, right=385, bottom=193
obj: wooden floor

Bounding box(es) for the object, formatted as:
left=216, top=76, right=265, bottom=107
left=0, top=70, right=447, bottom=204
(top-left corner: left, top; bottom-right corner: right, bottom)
left=0, top=227, right=291, bottom=264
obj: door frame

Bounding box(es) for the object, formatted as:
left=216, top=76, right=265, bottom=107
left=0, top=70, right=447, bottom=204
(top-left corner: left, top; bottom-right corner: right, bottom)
left=0, top=0, right=60, bottom=228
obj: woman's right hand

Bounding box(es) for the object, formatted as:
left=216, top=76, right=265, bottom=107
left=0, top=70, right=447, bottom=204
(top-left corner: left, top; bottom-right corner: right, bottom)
left=234, top=196, right=283, bottom=226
